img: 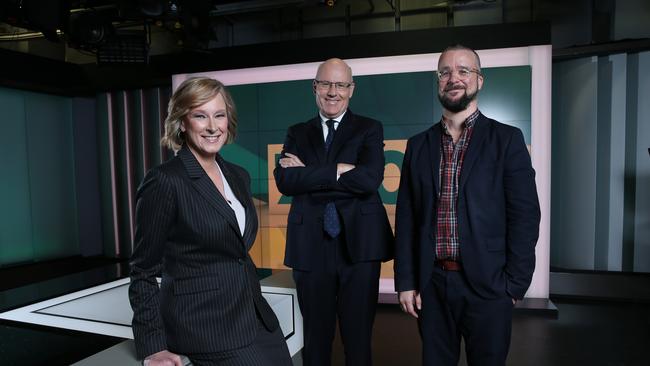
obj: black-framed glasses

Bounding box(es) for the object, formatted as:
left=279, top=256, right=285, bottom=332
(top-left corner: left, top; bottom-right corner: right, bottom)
left=314, top=79, right=354, bottom=91
left=436, top=67, right=482, bottom=81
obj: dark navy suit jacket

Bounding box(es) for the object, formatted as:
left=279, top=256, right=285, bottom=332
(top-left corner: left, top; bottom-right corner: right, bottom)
left=274, top=110, right=394, bottom=270
left=129, top=145, right=278, bottom=360
left=394, top=113, right=540, bottom=300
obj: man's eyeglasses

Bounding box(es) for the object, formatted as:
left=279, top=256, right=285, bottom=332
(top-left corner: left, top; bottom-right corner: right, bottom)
left=314, top=79, right=354, bottom=91
left=436, top=68, right=482, bottom=81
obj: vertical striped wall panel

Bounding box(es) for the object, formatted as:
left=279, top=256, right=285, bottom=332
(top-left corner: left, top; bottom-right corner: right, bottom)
left=97, top=86, right=171, bottom=258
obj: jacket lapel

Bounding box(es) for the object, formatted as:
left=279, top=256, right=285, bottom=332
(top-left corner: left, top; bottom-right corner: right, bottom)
left=217, top=154, right=258, bottom=248
left=178, top=146, right=241, bottom=238
left=459, top=113, right=489, bottom=191
left=327, top=111, right=356, bottom=160
left=426, top=123, right=442, bottom=196
left=307, top=117, right=326, bottom=164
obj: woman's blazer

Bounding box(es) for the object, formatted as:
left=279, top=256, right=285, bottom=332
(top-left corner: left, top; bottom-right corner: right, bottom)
left=129, top=145, right=279, bottom=360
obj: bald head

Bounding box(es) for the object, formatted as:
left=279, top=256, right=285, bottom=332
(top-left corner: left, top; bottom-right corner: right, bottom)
left=313, top=58, right=355, bottom=119
left=316, top=58, right=353, bottom=81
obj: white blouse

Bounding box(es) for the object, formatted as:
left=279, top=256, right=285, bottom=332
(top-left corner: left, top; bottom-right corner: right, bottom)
left=216, top=162, right=246, bottom=236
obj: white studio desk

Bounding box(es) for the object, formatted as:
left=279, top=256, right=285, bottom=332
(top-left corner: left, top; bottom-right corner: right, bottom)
left=0, top=270, right=303, bottom=365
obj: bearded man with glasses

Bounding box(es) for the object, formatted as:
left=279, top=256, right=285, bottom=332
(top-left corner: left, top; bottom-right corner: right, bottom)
left=274, top=58, right=394, bottom=366
left=394, top=45, right=541, bottom=366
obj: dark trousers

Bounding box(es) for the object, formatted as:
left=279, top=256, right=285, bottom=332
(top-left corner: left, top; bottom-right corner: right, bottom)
left=418, top=266, right=514, bottom=366
left=293, top=234, right=381, bottom=366
left=187, top=318, right=292, bottom=366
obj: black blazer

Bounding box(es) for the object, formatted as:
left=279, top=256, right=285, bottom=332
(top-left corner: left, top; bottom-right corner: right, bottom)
left=394, top=113, right=541, bottom=300
left=128, top=145, right=279, bottom=360
left=274, top=110, right=394, bottom=270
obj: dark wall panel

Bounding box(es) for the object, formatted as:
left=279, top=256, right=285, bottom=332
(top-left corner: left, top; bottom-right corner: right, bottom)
left=73, top=97, right=103, bottom=257
left=24, top=93, right=79, bottom=260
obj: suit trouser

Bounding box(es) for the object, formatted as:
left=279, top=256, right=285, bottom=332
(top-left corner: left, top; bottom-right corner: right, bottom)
left=186, top=316, right=292, bottom=366
left=418, top=265, right=514, bottom=366
left=293, top=234, right=381, bottom=366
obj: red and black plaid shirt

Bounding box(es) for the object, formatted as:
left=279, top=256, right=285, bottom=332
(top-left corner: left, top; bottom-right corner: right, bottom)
left=435, top=110, right=480, bottom=261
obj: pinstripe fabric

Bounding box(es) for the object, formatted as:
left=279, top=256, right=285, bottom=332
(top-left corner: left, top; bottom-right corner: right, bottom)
left=128, top=145, right=284, bottom=362
left=187, top=323, right=291, bottom=366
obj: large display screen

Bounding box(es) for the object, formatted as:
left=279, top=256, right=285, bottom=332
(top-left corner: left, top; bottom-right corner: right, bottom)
left=173, top=45, right=552, bottom=298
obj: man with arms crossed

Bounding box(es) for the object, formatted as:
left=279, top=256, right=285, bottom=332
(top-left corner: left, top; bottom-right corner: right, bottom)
left=275, top=58, right=394, bottom=366
left=395, top=45, right=541, bottom=366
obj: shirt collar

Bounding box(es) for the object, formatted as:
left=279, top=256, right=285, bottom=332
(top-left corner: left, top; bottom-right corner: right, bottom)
left=441, top=109, right=480, bottom=135
left=319, top=110, right=346, bottom=125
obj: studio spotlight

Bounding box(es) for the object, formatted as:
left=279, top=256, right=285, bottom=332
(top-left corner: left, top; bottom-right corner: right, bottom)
left=67, top=11, right=113, bottom=48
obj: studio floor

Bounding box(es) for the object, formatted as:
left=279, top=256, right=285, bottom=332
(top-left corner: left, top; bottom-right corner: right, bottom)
left=0, top=257, right=648, bottom=366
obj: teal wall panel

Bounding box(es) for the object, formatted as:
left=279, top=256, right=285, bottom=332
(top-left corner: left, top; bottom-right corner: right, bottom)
left=352, top=71, right=435, bottom=127
left=0, top=87, right=80, bottom=266
left=478, top=66, right=532, bottom=143
left=256, top=80, right=316, bottom=131
left=229, top=84, right=259, bottom=132
left=24, top=93, right=79, bottom=260
left=0, top=89, right=34, bottom=265
left=220, top=131, right=262, bottom=191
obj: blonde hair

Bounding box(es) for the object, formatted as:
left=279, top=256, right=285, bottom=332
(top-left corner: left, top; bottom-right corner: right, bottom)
left=161, top=77, right=238, bottom=151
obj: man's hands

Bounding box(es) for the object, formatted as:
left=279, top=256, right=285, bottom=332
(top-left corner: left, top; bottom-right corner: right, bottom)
left=143, top=350, right=183, bottom=366
left=336, top=163, right=355, bottom=176
left=279, top=153, right=305, bottom=168
left=279, top=153, right=356, bottom=177
left=398, top=290, right=421, bottom=319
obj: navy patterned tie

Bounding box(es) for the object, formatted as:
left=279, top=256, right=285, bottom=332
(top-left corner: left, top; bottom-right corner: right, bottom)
left=323, top=119, right=341, bottom=238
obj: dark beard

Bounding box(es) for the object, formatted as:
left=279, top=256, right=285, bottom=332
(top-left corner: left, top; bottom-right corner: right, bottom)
left=438, top=87, right=478, bottom=113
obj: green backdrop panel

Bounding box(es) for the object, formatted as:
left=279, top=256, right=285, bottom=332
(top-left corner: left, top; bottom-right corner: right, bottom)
left=351, top=71, right=436, bottom=126
left=255, top=80, right=316, bottom=132
left=0, top=88, right=35, bottom=265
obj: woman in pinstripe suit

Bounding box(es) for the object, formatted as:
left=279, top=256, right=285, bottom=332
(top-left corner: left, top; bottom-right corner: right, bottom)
left=129, top=77, right=292, bottom=366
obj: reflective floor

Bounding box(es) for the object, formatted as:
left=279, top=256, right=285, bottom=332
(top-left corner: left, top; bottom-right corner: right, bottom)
left=1, top=257, right=649, bottom=366
left=0, top=258, right=128, bottom=365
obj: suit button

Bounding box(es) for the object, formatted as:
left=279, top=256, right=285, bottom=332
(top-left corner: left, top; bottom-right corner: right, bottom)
left=238, top=258, right=245, bottom=265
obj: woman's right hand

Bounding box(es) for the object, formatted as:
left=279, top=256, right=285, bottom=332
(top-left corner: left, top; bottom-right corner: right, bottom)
left=143, top=350, right=184, bottom=366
